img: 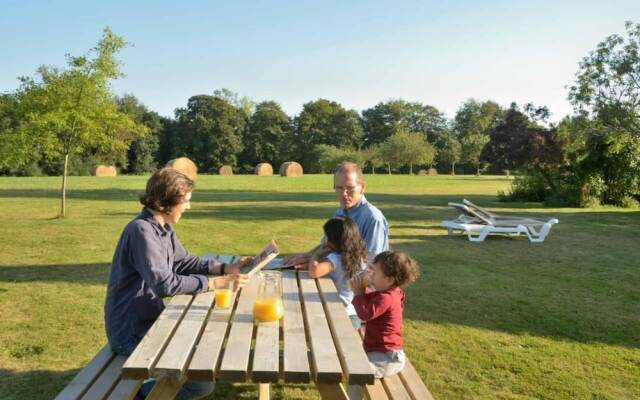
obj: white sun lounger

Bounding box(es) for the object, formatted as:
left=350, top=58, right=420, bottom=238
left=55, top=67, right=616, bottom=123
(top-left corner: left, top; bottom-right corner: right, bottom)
left=442, top=200, right=559, bottom=243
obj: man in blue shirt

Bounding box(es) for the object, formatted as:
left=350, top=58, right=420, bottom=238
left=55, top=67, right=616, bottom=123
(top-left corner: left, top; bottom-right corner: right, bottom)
left=285, top=161, right=389, bottom=265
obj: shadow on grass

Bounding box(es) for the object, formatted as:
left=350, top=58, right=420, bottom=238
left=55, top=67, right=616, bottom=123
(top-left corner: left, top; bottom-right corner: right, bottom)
left=0, top=263, right=110, bottom=285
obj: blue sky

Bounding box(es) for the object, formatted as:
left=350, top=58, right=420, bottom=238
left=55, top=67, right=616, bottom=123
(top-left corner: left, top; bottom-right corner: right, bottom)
left=1, top=1, right=638, bottom=122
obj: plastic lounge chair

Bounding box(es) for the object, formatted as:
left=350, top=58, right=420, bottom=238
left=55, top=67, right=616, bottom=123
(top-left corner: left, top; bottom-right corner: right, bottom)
left=441, top=200, right=559, bottom=243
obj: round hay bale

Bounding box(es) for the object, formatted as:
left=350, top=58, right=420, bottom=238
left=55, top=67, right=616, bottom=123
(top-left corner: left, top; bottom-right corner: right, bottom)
left=166, top=157, right=198, bottom=181
left=92, top=165, right=117, bottom=177
left=418, top=169, right=428, bottom=176
left=427, top=167, right=438, bottom=176
left=255, top=163, right=273, bottom=176
left=279, top=161, right=303, bottom=177
left=219, top=165, right=234, bottom=175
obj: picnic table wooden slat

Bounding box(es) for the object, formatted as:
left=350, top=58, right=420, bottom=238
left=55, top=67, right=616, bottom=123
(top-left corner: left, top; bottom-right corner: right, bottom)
left=80, top=355, right=127, bottom=400
left=316, top=277, right=374, bottom=385
left=217, top=276, right=261, bottom=381
left=105, top=378, right=142, bottom=400
left=364, top=379, right=390, bottom=400
left=154, top=291, right=215, bottom=377
left=187, top=293, right=237, bottom=381
left=251, top=318, right=280, bottom=383
left=144, top=374, right=186, bottom=400
left=281, top=270, right=311, bottom=383
left=298, top=271, right=343, bottom=384
left=54, top=344, right=115, bottom=400
left=398, top=359, right=435, bottom=400
left=381, top=373, right=412, bottom=400
left=121, top=295, right=193, bottom=379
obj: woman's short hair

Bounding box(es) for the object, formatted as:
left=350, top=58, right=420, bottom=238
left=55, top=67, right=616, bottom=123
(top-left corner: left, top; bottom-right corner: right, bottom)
left=140, top=167, right=194, bottom=214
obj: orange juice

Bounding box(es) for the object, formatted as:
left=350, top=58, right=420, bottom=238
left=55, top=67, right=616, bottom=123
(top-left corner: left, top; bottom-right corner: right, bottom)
left=253, top=297, right=284, bottom=321
left=215, top=289, right=232, bottom=309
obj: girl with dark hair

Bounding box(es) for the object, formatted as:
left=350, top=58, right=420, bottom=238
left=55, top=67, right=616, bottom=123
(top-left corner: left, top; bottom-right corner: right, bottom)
left=307, top=217, right=368, bottom=329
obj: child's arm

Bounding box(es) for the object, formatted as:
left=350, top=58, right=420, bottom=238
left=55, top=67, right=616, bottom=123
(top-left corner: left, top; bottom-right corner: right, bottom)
left=352, top=292, right=392, bottom=322
left=308, top=259, right=334, bottom=278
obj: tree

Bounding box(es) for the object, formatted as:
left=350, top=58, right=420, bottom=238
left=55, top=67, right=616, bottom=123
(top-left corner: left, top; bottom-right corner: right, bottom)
left=453, top=99, right=503, bottom=173
left=293, top=99, right=363, bottom=172
left=380, top=130, right=436, bottom=174
left=1, top=28, right=146, bottom=216
left=362, top=99, right=447, bottom=147
left=439, top=134, right=462, bottom=174
left=213, top=88, right=255, bottom=119
left=173, top=95, right=246, bottom=172
left=361, top=144, right=384, bottom=174
left=482, top=104, right=563, bottom=192
left=566, top=21, right=640, bottom=205
left=239, top=101, right=292, bottom=171
left=117, top=94, right=161, bottom=174
left=569, top=21, right=640, bottom=136
left=461, top=134, right=489, bottom=175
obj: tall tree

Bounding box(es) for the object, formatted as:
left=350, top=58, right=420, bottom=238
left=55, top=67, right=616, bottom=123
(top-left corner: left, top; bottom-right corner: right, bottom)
left=362, top=99, right=447, bottom=147
left=482, top=104, right=563, bottom=192
left=569, top=21, right=640, bottom=136
left=173, top=95, right=246, bottom=172
left=117, top=94, right=161, bottom=174
left=1, top=28, right=146, bottom=216
left=294, top=99, right=363, bottom=171
left=439, top=134, right=462, bottom=174
left=380, top=129, right=436, bottom=174
left=453, top=99, right=503, bottom=173
left=239, top=100, right=292, bottom=170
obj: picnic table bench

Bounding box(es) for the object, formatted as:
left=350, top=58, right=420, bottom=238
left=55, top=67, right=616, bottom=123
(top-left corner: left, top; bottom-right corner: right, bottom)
left=55, top=255, right=433, bottom=400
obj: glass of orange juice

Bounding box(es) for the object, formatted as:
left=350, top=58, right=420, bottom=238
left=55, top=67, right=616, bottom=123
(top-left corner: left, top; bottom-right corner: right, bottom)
left=214, top=277, right=233, bottom=309
left=253, top=271, right=283, bottom=322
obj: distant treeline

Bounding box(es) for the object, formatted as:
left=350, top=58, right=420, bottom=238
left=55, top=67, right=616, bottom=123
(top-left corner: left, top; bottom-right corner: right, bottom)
left=1, top=23, right=639, bottom=209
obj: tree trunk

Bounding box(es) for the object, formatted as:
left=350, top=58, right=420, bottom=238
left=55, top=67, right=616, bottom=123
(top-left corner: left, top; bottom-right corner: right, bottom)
left=476, top=164, right=480, bottom=176
left=387, top=164, right=391, bottom=175
left=60, top=153, right=69, bottom=217
left=409, top=163, right=413, bottom=175
left=372, top=166, right=375, bottom=175
left=451, top=162, right=455, bottom=175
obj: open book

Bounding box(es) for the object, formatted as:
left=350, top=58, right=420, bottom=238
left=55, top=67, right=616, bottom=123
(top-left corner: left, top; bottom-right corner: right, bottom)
left=240, top=239, right=280, bottom=277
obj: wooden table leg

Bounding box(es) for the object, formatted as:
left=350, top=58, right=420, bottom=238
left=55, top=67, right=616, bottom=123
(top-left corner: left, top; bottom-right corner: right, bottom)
left=145, top=374, right=186, bottom=400
left=317, top=383, right=349, bottom=400
left=258, top=383, right=270, bottom=400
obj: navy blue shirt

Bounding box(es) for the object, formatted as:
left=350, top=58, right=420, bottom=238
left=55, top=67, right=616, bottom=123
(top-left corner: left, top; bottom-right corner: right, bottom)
left=104, top=208, right=214, bottom=352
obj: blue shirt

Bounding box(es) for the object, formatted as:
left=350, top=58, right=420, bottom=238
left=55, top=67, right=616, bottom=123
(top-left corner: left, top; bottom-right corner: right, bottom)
left=326, top=251, right=366, bottom=316
left=104, top=208, right=214, bottom=353
left=334, top=195, right=389, bottom=261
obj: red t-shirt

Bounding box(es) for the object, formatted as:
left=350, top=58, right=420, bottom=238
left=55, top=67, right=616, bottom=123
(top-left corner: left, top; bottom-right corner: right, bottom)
left=352, top=286, right=404, bottom=352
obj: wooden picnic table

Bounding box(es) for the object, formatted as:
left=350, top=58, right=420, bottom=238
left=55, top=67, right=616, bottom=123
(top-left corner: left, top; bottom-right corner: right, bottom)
left=119, top=255, right=374, bottom=399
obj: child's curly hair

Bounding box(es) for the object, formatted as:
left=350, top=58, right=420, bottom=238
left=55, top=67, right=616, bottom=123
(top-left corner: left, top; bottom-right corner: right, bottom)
left=372, top=251, right=419, bottom=288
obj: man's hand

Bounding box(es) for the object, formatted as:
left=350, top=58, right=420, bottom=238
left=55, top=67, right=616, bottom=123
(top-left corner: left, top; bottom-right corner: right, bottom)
left=282, top=253, right=309, bottom=268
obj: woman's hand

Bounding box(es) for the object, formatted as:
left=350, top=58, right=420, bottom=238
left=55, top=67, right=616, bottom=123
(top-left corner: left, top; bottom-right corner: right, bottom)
left=225, top=256, right=254, bottom=275
left=208, top=274, right=249, bottom=293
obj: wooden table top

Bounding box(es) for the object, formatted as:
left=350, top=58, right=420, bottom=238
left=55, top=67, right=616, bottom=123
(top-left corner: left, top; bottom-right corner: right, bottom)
left=121, top=255, right=374, bottom=386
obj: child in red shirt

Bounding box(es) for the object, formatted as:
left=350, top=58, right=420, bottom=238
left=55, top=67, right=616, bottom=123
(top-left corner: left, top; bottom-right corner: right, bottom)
left=351, top=251, right=419, bottom=378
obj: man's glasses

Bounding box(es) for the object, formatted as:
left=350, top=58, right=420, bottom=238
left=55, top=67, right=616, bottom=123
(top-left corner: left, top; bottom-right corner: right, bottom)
left=334, top=185, right=360, bottom=195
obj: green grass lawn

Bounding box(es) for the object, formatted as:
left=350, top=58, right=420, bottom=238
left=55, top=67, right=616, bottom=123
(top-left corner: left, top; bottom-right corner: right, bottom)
left=0, top=174, right=638, bottom=399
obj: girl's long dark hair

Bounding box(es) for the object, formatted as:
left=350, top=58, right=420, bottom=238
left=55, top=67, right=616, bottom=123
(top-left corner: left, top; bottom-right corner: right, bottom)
left=323, top=217, right=367, bottom=279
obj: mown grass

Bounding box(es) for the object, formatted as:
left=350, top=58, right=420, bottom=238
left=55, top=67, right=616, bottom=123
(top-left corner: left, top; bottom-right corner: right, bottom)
left=0, top=174, right=638, bottom=399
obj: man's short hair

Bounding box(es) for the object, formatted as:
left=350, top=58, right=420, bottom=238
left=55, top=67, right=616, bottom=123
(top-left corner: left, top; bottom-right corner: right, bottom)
left=334, top=161, right=364, bottom=183
left=140, top=167, right=194, bottom=214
